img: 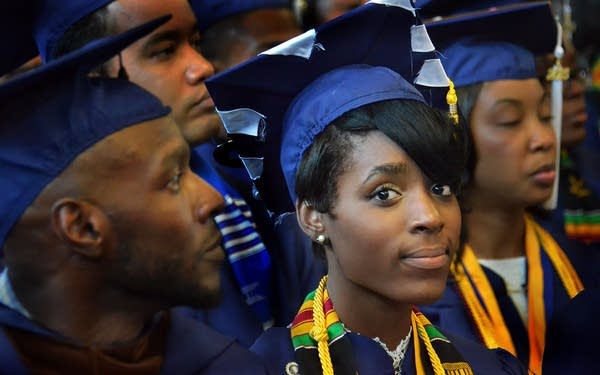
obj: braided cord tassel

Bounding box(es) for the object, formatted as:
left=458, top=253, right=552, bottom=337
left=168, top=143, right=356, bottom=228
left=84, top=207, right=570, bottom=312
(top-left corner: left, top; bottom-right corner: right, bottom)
left=412, top=310, right=445, bottom=375
left=310, top=276, right=334, bottom=375
left=446, top=78, right=459, bottom=125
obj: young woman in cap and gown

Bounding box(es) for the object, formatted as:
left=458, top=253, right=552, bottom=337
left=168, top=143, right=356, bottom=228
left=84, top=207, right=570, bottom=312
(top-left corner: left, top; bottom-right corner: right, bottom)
left=418, top=2, right=600, bottom=373
left=206, top=2, right=526, bottom=374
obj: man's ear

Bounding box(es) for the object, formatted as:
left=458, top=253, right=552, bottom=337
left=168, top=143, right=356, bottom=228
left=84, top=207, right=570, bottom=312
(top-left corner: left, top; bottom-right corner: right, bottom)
left=296, top=199, right=326, bottom=240
left=50, top=198, right=109, bottom=258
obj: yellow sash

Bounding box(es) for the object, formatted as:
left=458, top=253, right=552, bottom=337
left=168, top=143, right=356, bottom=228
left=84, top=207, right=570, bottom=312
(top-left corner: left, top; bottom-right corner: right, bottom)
left=453, top=215, right=584, bottom=374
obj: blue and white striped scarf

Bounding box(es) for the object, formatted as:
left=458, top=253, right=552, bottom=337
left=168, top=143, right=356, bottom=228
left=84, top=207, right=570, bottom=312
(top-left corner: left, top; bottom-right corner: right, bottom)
left=215, top=195, right=273, bottom=329
left=191, top=150, right=274, bottom=329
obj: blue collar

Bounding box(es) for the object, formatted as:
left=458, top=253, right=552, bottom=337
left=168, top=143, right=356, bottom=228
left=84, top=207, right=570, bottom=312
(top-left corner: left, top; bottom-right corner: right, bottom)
left=0, top=269, right=30, bottom=318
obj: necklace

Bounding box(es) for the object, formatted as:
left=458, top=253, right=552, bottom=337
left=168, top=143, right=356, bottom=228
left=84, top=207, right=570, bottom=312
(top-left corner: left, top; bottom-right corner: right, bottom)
left=373, top=327, right=412, bottom=375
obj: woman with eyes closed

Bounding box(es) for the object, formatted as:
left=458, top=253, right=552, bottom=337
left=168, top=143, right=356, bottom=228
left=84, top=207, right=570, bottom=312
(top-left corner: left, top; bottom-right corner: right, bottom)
left=419, top=3, right=600, bottom=374
left=206, top=4, right=528, bottom=373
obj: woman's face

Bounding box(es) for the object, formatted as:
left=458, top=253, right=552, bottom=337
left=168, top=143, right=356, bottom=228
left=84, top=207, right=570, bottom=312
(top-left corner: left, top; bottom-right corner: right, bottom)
left=469, top=78, right=556, bottom=208
left=319, top=131, right=461, bottom=306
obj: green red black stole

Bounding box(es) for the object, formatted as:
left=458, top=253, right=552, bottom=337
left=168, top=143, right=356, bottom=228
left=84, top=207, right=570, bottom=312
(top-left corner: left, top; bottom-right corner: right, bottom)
left=290, top=276, right=474, bottom=375
left=560, top=149, right=600, bottom=243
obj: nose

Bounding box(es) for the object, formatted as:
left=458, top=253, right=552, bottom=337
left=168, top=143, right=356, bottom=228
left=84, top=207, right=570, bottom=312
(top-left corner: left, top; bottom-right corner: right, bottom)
left=529, top=118, right=555, bottom=153
left=192, top=173, right=225, bottom=223
left=409, top=191, right=444, bottom=235
left=184, top=48, right=215, bottom=85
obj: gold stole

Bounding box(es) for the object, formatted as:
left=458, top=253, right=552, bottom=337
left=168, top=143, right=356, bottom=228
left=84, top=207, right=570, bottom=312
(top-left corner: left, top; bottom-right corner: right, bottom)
left=453, top=215, right=584, bottom=374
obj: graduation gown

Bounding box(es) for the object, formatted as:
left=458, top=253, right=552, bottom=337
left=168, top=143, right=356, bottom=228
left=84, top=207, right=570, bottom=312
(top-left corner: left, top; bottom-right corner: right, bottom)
left=420, top=243, right=600, bottom=366
left=251, top=326, right=526, bottom=375
left=542, top=287, right=600, bottom=375
left=0, top=304, right=269, bottom=375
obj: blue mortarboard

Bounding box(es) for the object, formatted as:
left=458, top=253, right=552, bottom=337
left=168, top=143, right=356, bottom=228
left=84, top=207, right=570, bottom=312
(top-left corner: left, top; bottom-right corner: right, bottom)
left=190, top=0, right=291, bottom=31
left=34, top=0, right=115, bottom=62
left=0, top=0, right=115, bottom=67
left=0, top=2, right=38, bottom=76
left=424, top=1, right=557, bottom=87
left=415, top=0, right=522, bottom=19
left=0, top=17, right=171, bottom=250
left=206, top=1, right=451, bottom=213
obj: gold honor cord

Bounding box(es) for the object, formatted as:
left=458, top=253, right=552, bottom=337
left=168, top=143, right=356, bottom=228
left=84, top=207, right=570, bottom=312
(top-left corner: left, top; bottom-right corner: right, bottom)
left=455, top=249, right=516, bottom=354
left=412, top=311, right=445, bottom=375
left=412, top=310, right=474, bottom=375
left=311, top=276, right=334, bottom=375
left=454, top=215, right=584, bottom=374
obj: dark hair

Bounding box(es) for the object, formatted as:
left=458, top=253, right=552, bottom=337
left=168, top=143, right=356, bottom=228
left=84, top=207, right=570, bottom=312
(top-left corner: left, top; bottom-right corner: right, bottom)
left=198, top=13, right=248, bottom=70
left=456, top=83, right=483, bottom=188
left=52, top=6, right=115, bottom=74
left=295, top=99, right=469, bottom=259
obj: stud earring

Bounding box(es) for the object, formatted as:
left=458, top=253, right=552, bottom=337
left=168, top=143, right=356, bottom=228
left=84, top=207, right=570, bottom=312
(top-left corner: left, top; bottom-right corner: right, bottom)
left=316, top=234, right=326, bottom=244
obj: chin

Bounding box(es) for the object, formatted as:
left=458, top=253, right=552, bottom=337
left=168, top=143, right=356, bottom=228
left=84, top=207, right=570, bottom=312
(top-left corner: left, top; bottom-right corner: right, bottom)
left=182, top=114, right=223, bottom=146
left=527, top=193, right=553, bottom=208
left=409, top=290, right=447, bottom=306
left=386, top=278, right=446, bottom=306
left=401, top=280, right=448, bottom=306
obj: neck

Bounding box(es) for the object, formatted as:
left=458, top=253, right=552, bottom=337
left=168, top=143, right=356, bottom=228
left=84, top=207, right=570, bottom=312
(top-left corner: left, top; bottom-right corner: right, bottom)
left=464, top=192, right=526, bottom=259
left=326, top=268, right=412, bottom=349
left=10, top=269, right=164, bottom=347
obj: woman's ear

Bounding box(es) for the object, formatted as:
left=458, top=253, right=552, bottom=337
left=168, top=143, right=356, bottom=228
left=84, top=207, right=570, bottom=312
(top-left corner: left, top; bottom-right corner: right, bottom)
left=296, top=199, right=326, bottom=240
left=50, top=198, right=110, bottom=259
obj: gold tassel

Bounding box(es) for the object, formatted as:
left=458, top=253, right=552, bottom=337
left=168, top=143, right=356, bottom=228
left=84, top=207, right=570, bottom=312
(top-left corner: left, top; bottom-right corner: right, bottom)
left=446, top=78, right=459, bottom=125
left=545, top=58, right=570, bottom=82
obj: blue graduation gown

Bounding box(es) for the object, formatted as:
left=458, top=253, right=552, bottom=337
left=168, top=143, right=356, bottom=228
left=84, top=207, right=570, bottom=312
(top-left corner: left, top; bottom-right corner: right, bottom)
left=420, top=243, right=600, bottom=365
left=0, top=304, right=269, bottom=375
left=542, top=287, right=600, bottom=375
left=251, top=326, right=526, bottom=374
left=185, top=146, right=327, bottom=347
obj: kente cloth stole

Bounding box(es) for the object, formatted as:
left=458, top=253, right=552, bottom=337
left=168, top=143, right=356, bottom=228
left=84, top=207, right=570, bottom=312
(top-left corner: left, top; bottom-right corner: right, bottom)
left=560, top=149, right=600, bottom=243
left=214, top=194, right=274, bottom=329
left=453, top=214, right=584, bottom=374
left=290, top=277, right=474, bottom=375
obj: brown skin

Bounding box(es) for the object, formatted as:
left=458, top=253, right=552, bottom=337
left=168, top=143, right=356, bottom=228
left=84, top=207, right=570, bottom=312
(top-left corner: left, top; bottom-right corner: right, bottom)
left=465, top=79, right=555, bottom=259
left=318, top=0, right=366, bottom=22
left=106, top=0, right=222, bottom=145
left=0, top=56, right=41, bottom=83
left=561, top=74, right=588, bottom=147
left=297, top=132, right=461, bottom=348
left=3, top=116, right=224, bottom=347
left=204, top=8, right=301, bottom=73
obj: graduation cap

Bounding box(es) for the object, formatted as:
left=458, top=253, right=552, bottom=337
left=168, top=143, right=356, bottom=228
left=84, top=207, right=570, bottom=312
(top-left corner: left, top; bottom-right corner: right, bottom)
left=206, top=1, right=452, bottom=213
left=0, top=16, right=171, bottom=250
left=414, top=0, right=523, bottom=20
left=0, top=2, right=39, bottom=76
left=424, top=1, right=558, bottom=87
left=190, top=0, right=292, bottom=31
left=0, top=0, right=116, bottom=69
left=34, top=0, right=115, bottom=62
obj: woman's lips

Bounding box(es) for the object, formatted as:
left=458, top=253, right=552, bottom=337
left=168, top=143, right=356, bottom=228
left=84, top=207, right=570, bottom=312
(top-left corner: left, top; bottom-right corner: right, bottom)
left=401, top=248, right=449, bottom=270
left=531, top=165, right=556, bottom=186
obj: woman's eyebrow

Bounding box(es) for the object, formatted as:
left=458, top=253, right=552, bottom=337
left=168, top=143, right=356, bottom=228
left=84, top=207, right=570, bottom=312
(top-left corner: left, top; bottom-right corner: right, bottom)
left=363, top=162, right=407, bottom=184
